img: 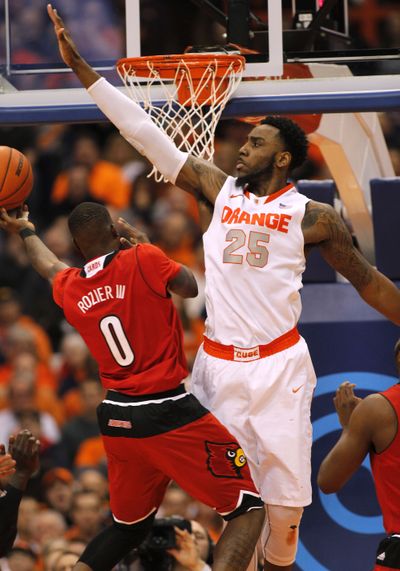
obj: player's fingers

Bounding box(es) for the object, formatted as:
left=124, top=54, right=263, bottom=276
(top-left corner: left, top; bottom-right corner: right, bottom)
left=119, top=237, right=134, bottom=248
left=0, top=454, right=16, bottom=472
left=47, top=4, right=62, bottom=28
left=26, top=436, right=37, bottom=456
left=48, top=4, right=64, bottom=27
left=47, top=4, right=56, bottom=24
left=0, top=208, right=12, bottom=222
left=117, top=217, right=137, bottom=233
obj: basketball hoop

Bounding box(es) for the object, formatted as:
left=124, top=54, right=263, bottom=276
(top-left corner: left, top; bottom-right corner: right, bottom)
left=116, top=53, right=245, bottom=181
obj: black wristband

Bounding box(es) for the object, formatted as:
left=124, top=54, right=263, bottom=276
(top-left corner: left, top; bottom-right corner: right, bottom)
left=19, top=228, right=36, bottom=239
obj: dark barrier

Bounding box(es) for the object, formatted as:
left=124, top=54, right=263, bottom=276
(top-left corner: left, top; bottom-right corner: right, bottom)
left=297, top=180, right=336, bottom=283
left=371, top=178, right=400, bottom=280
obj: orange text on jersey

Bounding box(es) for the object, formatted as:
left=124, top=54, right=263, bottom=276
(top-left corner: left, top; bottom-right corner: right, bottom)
left=221, top=207, right=292, bottom=233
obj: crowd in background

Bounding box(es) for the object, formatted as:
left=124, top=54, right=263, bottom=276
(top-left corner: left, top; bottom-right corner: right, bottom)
left=0, top=1, right=399, bottom=570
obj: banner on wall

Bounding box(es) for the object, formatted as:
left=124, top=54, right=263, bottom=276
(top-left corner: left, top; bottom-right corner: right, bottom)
left=294, top=320, right=399, bottom=571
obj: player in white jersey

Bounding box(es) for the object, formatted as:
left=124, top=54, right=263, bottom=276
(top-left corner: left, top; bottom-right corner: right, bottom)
left=49, top=6, right=400, bottom=570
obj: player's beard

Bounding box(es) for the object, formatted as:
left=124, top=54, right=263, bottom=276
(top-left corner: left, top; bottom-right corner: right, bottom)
left=235, top=160, right=275, bottom=191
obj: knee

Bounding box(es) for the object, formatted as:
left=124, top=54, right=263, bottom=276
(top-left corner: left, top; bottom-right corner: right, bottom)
left=261, top=505, right=303, bottom=567
left=79, top=513, right=155, bottom=571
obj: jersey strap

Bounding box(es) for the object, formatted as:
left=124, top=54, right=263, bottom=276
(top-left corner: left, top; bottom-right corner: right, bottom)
left=203, top=327, right=300, bottom=362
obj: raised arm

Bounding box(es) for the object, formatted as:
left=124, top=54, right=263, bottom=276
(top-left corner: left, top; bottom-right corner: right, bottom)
left=302, top=201, right=400, bottom=325
left=317, top=383, right=373, bottom=494
left=0, top=208, right=69, bottom=282
left=47, top=4, right=226, bottom=206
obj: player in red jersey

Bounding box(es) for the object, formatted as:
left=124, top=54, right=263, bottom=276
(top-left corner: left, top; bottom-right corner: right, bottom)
left=0, top=203, right=265, bottom=571
left=318, top=340, right=400, bottom=571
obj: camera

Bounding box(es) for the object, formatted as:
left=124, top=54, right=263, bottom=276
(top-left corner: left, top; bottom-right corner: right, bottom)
left=146, top=517, right=192, bottom=551
left=133, top=516, right=192, bottom=571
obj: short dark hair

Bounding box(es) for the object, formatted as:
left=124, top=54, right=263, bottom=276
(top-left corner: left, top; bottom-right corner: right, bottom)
left=68, top=202, right=112, bottom=238
left=260, top=116, right=309, bottom=170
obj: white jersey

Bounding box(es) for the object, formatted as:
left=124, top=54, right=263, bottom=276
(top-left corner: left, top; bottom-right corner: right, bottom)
left=203, top=177, right=309, bottom=346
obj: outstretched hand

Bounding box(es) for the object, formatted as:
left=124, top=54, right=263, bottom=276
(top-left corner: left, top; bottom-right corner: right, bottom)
left=334, top=381, right=362, bottom=428
left=0, top=205, right=35, bottom=235
left=117, top=217, right=151, bottom=248
left=9, top=430, right=40, bottom=480
left=47, top=3, right=82, bottom=68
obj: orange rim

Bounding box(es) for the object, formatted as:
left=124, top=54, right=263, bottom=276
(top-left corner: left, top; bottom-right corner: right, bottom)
left=116, top=53, right=245, bottom=80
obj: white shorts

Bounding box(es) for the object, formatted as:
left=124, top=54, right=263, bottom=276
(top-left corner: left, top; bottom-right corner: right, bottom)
left=190, top=336, right=316, bottom=507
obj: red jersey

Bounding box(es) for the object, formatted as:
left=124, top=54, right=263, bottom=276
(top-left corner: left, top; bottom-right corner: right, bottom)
left=52, top=244, right=188, bottom=395
left=371, top=384, right=400, bottom=534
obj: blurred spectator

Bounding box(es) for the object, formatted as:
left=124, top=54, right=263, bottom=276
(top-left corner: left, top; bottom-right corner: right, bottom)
left=42, top=468, right=74, bottom=524
left=66, top=539, right=87, bottom=557
left=42, top=218, right=75, bottom=266
left=190, top=520, right=214, bottom=565
left=160, top=484, right=193, bottom=519
left=51, top=134, right=130, bottom=209
left=2, top=546, right=38, bottom=571
left=65, top=490, right=105, bottom=543
left=16, top=496, right=41, bottom=547
left=189, top=501, right=223, bottom=544
left=0, top=288, right=52, bottom=365
left=0, top=236, right=57, bottom=336
left=29, top=509, right=67, bottom=552
left=56, top=332, right=92, bottom=405
left=74, top=436, right=106, bottom=472
left=103, top=133, right=148, bottom=184
left=0, top=374, right=60, bottom=460
left=52, top=165, right=94, bottom=218
left=155, top=211, right=199, bottom=268
left=41, top=538, right=69, bottom=571
left=60, top=379, right=103, bottom=468
left=122, top=172, right=158, bottom=231
left=76, top=468, right=108, bottom=502
left=52, top=550, right=80, bottom=571
left=0, top=352, right=63, bottom=427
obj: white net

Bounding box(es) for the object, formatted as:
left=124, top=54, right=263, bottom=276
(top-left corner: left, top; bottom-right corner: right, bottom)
left=117, top=54, right=245, bottom=181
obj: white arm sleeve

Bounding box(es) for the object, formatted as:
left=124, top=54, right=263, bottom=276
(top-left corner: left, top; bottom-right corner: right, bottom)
left=87, top=77, right=188, bottom=183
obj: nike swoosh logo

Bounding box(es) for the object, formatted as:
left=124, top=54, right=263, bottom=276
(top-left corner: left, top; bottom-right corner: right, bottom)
left=292, top=385, right=304, bottom=394
left=229, top=194, right=243, bottom=198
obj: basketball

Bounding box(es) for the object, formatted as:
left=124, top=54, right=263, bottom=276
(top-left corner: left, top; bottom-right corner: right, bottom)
left=0, top=146, right=33, bottom=210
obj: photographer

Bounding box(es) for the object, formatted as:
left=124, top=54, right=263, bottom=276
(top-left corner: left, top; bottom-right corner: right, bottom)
left=135, top=517, right=213, bottom=571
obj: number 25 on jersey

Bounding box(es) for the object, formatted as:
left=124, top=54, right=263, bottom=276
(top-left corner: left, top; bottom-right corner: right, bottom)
left=223, top=229, right=270, bottom=268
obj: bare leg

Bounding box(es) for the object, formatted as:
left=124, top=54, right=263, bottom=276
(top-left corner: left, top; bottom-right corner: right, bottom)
left=246, top=550, right=258, bottom=571
left=212, top=508, right=265, bottom=571
left=73, top=564, right=91, bottom=571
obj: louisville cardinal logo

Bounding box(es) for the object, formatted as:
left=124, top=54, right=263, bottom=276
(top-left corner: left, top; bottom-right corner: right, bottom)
left=205, top=441, right=247, bottom=479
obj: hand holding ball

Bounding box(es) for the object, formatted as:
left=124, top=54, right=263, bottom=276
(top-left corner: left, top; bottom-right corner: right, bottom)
left=0, top=147, right=33, bottom=210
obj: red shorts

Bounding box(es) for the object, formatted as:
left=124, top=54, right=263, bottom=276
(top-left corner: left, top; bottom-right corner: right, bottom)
left=97, top=386, right=263, bottom=525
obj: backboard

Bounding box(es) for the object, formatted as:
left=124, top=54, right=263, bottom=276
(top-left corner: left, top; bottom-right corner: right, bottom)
left=0, top=0, right=398, bottom=124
